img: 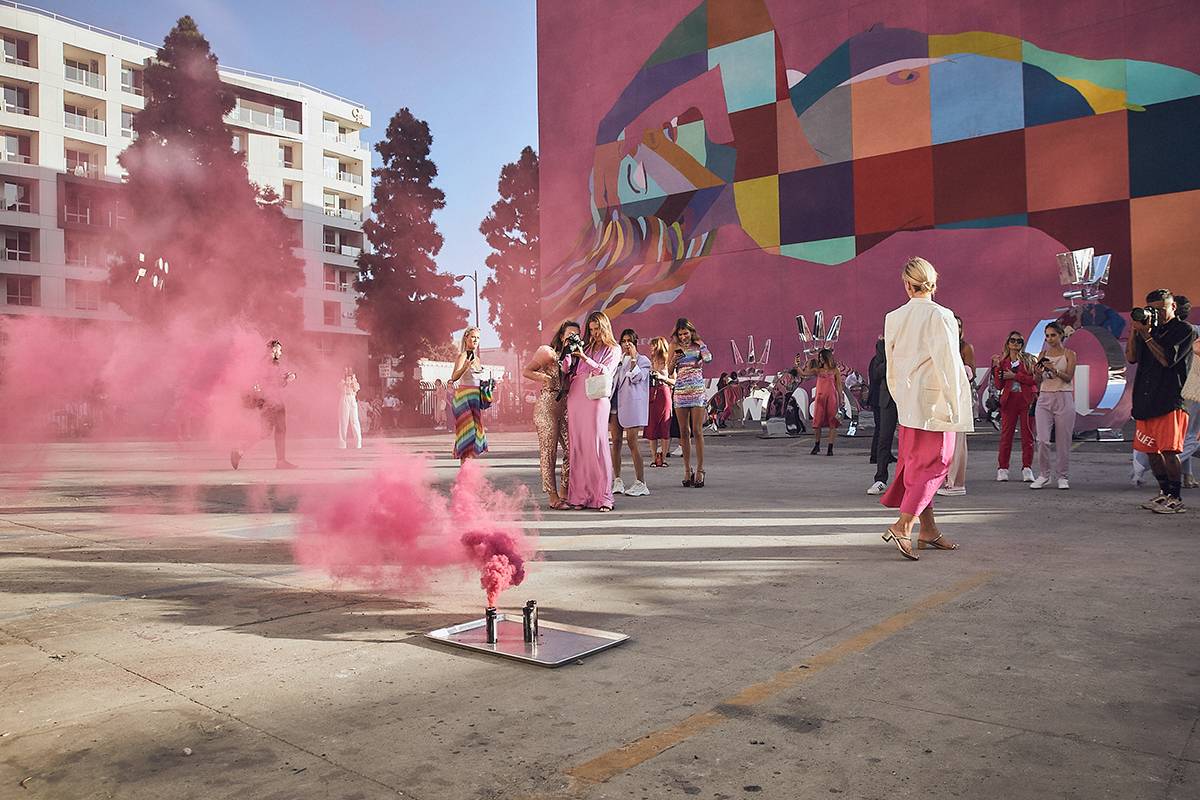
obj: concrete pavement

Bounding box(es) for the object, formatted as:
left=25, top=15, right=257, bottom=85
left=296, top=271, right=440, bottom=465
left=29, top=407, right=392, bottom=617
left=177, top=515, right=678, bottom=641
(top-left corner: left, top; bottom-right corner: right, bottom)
left=0, top=430, right=1196, bottom=799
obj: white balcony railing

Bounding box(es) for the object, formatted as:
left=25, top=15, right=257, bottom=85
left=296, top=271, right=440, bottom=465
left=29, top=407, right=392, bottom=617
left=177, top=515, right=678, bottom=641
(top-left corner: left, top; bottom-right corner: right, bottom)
left=66, top=162, right=102, bottom=179
left=2, top=101, right=30, bottom=115
left=1, top=151, right=31, bottom=164
left=63, top=205, right=91, bottom=224
left=324, top=281, right=352, bottom=292
left=121, top=127, right=136, bottom=139
left=324, top=207, right=362, bottom=223
left=323, top=168, right=364, bottom=186
left=64, top=111, right=106, bottom=136
left=324, top=131, right=360, bottom=148
left=120, top=79, right=144, bottom=96
left=340, top=244, right=361, bottom=258
left=4, top=53, right=31, bottom=68
left=226, top=105, right=301, bottom=134
left=64, top=64, right=104, bottom=90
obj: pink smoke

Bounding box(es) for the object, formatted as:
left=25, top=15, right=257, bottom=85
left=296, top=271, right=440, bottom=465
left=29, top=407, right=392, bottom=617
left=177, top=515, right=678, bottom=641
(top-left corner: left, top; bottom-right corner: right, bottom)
left=293, top=456, right=536, bottom=606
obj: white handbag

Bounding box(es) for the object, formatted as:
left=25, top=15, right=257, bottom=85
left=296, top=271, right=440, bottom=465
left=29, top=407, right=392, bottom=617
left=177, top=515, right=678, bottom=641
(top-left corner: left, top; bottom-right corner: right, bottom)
left=585, top=371, right=613, bottom=400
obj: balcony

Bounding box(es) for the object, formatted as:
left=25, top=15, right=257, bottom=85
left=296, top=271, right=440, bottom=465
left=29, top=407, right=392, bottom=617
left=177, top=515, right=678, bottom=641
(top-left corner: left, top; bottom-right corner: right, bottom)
left=63, top=205, right=92, bottom=225
left=64, top=64, right=104, bottom=90
left=324, top=131, right=361, bottom=148
left=64, top=111, right=106, bottom=136
left=1, top=151, right=32, bottom=164
left=323, top=242, right=361, bottom=259
left=226, top=105, right=301, bottom=134
left=324, top=280, right=353, bottom=292
left=4, top=53, right=31, bottom=68
left=324, top=206, right=362, bottom=223
left=323, top=168, right=364, bottom=186
left=2, top=100, right=30, bottom=116
left=66, top=162, right=103, bottom=179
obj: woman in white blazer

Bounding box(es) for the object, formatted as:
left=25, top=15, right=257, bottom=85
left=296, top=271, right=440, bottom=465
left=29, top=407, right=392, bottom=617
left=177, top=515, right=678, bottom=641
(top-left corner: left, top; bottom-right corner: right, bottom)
left=880, top=257, right=975, bottom=560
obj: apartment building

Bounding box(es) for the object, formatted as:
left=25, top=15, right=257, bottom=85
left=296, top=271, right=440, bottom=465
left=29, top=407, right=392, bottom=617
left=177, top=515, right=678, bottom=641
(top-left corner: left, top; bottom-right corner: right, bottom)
left=0, top=2, right=371, bottom=360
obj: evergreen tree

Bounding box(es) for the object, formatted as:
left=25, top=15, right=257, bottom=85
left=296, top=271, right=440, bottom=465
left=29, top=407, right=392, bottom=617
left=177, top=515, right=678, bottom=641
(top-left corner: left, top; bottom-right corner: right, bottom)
left=356, top=108, right=466, bottom=361
left=479, top=146, right=540, bottom=354
left=107, top=16, right=303, bottom=334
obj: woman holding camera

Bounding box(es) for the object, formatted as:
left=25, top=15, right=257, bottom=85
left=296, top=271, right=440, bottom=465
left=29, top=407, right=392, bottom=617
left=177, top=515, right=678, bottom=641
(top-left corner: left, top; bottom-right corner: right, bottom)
left=991, top=331, right=1038, bottom=481
left=450, top=327, right=488, bottom=463
left=564, top=311, right=620, bottom=510
left=522, top=319, right=579, bottom=509
left=1030, top=322, right=1077, bottom=490
left=644, top=336, right=675, bottom=468
left=880, top=257, right=974, bottom=560
left=610, top=328, right=652, bottom=497
left=670, top=318, right=713, bottom=487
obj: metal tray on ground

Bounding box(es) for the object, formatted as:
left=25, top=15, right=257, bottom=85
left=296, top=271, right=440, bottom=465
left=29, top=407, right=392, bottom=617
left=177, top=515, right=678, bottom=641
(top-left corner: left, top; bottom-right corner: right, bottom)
left=425, top=614, right=628, bottom=667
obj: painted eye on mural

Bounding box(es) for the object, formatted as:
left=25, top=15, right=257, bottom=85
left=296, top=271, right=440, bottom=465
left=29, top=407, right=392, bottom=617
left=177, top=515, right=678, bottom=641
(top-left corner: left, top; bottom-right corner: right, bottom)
left=625, top=160, right=647, bottom=193
left=886, top=70, right=920, bottom=85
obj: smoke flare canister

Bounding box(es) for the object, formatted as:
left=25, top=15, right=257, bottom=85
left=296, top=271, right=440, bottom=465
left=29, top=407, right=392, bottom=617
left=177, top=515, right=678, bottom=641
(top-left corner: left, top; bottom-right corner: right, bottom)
left=521, top=603, right=533, bottom=642
left=485, top=607, right=498, bottom=644
left=524, top=600, right=539, bottom=641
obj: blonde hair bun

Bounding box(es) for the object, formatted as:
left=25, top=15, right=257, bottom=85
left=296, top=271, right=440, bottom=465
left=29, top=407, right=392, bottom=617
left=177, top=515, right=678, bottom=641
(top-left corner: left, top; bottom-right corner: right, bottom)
left=902, top=256, right=938, bottom=294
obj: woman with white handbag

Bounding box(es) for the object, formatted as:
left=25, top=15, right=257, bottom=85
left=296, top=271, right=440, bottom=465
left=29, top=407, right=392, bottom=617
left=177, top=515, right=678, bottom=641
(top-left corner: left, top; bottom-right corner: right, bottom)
left=564, top=311, right=621, bottom=510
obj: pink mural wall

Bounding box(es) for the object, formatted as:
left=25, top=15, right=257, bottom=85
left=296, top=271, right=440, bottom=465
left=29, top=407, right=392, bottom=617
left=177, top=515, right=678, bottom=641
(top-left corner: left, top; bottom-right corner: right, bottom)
left=537, top=0, right=1200, bottom=411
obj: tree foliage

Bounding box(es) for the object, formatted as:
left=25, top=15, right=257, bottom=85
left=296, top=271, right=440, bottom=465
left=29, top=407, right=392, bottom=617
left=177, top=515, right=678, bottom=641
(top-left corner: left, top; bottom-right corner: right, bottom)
left=356, top=108, right=466, bottom=362
left=479, top=146, right=540, bottom=354
left=107, top=16, right=303, bottom=335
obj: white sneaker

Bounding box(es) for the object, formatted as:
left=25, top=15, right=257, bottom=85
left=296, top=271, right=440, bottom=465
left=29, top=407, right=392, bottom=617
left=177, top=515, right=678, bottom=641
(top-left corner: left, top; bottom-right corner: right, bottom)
left=670, top=445, right=683, bottom=456
left=612, top=476, right=626, bottom=495
left=1021, top=467, right=1035, bottom=482
left=996, top=469, right=1010, bottom=482
left=1029, top=475, right=1050, bottom=489
left=624, top=480, right=650, bottom=497
left=867, top=480, right=887, bottom=495
left=1057, top=477, right=1069, bottom=490
left=936, top=486, right=966, bottom=496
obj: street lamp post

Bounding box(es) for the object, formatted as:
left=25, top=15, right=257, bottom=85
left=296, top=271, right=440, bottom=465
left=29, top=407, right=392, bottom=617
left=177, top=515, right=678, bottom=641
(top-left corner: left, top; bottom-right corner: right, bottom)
left=456, top=271, right=480, bottom=330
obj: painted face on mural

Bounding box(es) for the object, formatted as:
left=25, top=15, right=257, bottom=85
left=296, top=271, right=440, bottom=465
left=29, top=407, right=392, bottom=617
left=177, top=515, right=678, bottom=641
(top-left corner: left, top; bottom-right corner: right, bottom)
left=542, top=0, right=1200, bottom=326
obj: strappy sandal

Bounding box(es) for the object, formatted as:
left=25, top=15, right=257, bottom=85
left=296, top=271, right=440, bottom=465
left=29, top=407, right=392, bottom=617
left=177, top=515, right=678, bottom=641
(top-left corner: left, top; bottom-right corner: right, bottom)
left=548, top=499, right=570, bottom=510
left=918, top=534, right=959, bottom=551
left=682, top=470, right=695, bottom=487
left=882, top=527, right=919, bottom=560
left=598, top=505, right=613, bottom=512
left=693, top=469, right=705, bottom=488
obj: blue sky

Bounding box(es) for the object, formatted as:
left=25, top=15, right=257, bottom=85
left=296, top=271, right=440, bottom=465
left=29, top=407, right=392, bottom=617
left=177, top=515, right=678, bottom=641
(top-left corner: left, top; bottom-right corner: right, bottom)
left=34, top=0, right=538, bottom=346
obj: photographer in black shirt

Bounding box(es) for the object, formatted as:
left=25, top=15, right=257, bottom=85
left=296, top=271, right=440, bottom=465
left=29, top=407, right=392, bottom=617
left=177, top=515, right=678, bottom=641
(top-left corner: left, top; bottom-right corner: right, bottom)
left=1126, top=289, right=1197, bottom=513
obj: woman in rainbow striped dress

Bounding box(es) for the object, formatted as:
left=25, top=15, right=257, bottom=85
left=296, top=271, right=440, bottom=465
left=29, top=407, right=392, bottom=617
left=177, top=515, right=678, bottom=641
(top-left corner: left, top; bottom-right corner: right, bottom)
left=450, top=327, right=488, bottom=462
left=670, top=318, right=712, bottom=488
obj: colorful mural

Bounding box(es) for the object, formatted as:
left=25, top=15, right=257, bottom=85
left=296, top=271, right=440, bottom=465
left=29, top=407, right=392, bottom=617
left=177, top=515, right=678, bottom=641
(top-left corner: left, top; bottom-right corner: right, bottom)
left=538, top=0, right=1200, bottom=415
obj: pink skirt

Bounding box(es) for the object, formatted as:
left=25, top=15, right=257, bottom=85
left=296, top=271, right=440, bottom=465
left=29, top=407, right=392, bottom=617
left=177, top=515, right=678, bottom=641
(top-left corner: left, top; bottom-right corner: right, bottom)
left=880, top=426, right=955, bottom=516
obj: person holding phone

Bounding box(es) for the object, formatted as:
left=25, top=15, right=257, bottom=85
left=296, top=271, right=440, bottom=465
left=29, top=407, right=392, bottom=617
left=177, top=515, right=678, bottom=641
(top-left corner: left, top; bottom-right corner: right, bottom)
left=1030, top=322, right=1077, bottom=490
left=670, top=318, right=713, bottom=487
left=450, top=327, right=488, bottom=463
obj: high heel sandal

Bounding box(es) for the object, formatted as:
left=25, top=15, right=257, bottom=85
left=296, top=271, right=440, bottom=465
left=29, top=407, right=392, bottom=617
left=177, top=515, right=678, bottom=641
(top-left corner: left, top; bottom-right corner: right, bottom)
left=682, top=470, right=695, bottom=487
left=917, top=534, right=959, bottom=551
left=693, top=469, right=705, bottom=488
left=882, top=527, right=919, bottom=560
left=810, top=442, right=820, bottom=455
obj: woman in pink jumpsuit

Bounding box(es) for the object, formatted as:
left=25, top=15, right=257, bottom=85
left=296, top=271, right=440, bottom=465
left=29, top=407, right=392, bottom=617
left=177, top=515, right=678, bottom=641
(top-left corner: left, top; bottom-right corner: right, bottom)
left=564, top=311, right=620, bottom=511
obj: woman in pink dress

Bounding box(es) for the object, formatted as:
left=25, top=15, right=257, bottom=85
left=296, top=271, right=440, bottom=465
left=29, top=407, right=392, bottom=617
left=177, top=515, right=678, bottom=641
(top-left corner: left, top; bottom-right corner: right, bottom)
left=564, top=311, right=620, bottom=511
left=643, top=336, right=675, bottom=467
left=804, top=348, right=843, bottom=456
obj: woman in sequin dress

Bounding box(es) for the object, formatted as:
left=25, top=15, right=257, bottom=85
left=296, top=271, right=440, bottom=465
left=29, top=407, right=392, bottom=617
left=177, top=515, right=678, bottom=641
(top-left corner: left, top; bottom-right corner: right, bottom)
left=522, top=320, right=578, bottom=509
left=670, top=318, right=713, bottom=488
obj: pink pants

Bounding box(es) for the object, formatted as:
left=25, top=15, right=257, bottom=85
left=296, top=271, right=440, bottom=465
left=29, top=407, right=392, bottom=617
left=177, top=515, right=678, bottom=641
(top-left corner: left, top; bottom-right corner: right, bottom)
left=1035, top=391, right=1075, bottom=479
left=881, top=426, right=955, bottom=516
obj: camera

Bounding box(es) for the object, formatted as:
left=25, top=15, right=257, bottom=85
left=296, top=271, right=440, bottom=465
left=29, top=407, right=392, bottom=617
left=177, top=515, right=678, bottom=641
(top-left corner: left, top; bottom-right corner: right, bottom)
left=1131, top=306, right=1161, bottom=327
left=564, top=332, right=584, bottom=353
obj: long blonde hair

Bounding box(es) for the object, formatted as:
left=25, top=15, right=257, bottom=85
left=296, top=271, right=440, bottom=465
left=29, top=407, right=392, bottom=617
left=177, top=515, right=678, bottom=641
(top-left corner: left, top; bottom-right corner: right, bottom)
left=649, top=336, right=671, bottom=366
left=902, top=256, right=938, bottom=294
left=1000, top=330, right=1036, bottom=371
left=458, top=327, right=481, bottom=353
left=584, top=311, right=617, bottom=350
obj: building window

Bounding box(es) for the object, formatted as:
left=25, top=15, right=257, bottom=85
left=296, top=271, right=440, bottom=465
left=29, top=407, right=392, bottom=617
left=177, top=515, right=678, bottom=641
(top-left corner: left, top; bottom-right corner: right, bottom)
left=2, top=84, right=30, bottom=115
left=65, top=235, right=89, bottom=266
left=5, top=274, right=38, bottom=306
left=282, top=181, right=295, bottom=205
left=1, top=132, right=31, bottom=163
left=278, top=143, right=294, bottom=169
left=120, top=66, right=143, bottom=95
left=324, top=264, right=354, bottom=292
left=3, top=230, right=33, bottom=261
left=66, top=278, right=101, bottom=310
left=2, top=181, right=31, bottom=213
left=65, top=148, right=99, bottom=178
left=3, top=36, right=32, bottom=67
left=323, top=301, right=340, bottom=326
left=121, top=109, right=136, bottom=138
left=64, top=58, right=104, bottom=90
left=323, top=228, right=338, bottom=253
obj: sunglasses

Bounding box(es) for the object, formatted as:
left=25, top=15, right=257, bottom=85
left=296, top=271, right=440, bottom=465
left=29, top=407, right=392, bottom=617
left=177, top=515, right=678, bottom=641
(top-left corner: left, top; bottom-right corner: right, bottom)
left=1008, top=338, right=1024, bottom=344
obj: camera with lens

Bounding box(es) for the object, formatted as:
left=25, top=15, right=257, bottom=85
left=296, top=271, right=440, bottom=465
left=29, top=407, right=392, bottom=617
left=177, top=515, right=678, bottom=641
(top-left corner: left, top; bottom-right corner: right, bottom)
left=564, top=331, right=584, bottom=353
left=1131, top=305, right=1161, bottom=328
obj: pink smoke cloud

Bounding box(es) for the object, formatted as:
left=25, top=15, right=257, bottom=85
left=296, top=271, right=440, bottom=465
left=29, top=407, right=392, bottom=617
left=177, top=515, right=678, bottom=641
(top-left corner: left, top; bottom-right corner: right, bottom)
left=292, top=457, right=537, bottom=606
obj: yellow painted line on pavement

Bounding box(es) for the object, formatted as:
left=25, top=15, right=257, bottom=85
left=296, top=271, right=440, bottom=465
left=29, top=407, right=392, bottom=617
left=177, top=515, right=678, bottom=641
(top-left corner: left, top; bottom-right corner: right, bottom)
left=564, top=571, right=993, bottom=789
